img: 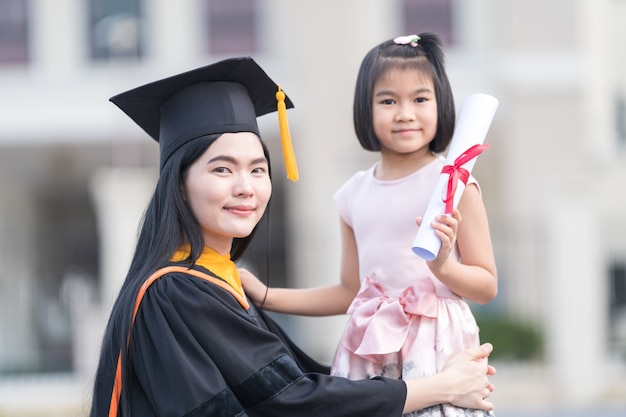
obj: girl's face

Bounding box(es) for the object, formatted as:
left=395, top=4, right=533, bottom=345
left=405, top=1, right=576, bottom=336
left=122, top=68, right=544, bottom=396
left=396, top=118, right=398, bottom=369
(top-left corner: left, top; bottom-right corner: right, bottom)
left=371, top=67, right=438, bottom=156
left=183, top=132, right=272, bottom=255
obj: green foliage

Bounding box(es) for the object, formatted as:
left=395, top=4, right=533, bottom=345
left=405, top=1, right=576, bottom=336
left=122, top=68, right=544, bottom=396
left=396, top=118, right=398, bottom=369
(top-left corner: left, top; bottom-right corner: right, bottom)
left=474, top=313, right=544, bottom=361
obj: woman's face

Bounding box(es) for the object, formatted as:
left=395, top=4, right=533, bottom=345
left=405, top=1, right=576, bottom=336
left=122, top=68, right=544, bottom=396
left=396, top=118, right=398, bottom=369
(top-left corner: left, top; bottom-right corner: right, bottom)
left=183, top=132, right=272, bottom=255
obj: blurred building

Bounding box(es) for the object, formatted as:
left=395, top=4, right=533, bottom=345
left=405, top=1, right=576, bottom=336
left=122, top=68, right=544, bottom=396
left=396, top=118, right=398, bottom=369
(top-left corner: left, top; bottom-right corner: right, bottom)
left=0, top=0, right=625, bottom=416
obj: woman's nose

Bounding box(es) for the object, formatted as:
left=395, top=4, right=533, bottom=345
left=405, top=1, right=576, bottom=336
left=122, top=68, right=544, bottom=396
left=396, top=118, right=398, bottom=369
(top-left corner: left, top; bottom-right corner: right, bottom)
left=234, top=174, right=254, bottom=196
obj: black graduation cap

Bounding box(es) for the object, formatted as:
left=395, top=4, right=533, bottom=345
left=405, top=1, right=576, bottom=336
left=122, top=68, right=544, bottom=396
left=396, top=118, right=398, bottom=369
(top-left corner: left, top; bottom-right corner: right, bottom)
left=109, top=56, right=298, bottom=180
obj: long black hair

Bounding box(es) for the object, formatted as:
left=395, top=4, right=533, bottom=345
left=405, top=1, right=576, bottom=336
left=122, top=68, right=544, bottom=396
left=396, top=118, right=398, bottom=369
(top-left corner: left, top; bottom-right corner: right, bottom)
left=90, top=133, right=272, bottom=417
left=353, top=32, right=456, bottom=154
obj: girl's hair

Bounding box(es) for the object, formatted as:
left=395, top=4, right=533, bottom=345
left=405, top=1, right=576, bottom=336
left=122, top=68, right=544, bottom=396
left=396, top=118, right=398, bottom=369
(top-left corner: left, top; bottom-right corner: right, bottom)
left=353, top=32, right=455, bottom=154
left=90, top=133, right=272, bottom=417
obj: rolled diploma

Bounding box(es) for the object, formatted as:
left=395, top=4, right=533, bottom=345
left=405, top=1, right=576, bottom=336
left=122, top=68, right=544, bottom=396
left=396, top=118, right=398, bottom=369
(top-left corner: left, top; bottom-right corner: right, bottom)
left=411, top=93, right=499, bottom=260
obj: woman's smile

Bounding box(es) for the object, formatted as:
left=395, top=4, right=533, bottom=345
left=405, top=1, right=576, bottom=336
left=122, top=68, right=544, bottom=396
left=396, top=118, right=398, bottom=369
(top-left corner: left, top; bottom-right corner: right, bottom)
left=225, top=204, right=256, bottom=216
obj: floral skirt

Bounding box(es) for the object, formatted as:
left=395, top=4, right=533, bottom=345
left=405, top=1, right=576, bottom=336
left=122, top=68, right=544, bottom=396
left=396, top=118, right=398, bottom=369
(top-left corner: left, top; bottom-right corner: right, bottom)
left=405, top=404, right=494, bottom=417
left=331, top=276, right=494, bottom=416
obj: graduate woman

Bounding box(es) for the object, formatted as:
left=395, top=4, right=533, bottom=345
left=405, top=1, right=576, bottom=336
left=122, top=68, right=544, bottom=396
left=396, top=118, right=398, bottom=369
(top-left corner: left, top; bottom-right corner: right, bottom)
left=89, top=57, right=496, bottom=417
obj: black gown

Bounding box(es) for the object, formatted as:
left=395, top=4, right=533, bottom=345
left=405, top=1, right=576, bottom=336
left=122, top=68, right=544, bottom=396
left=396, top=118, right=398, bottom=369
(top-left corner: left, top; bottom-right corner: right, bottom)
left=103, top=265, right=407, bottom=416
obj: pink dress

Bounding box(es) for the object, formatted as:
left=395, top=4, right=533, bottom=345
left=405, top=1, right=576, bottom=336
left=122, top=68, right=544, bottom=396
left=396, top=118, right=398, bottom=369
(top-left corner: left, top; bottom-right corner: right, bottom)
left=331, top=157, right=493, bottom=417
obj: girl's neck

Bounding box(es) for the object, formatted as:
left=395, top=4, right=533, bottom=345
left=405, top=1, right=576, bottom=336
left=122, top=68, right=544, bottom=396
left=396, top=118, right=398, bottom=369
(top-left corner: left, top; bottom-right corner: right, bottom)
left=376, top=148, right=436, bottom=180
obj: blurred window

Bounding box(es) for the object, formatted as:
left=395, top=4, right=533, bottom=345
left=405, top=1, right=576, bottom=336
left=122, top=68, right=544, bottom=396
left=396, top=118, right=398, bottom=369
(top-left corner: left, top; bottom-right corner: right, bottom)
left=609, top=261, right=626, bottom=360
left=204, top=0, right=257, bottom=55
left=610, top=262, right=626, bottom=311
left=89, top=0, right=144, bottom=60
left=617, top=93, right=626, bottom=146
left=402, top=0, right=454, bottom=46
left=0, top=0, right=29, bottom=64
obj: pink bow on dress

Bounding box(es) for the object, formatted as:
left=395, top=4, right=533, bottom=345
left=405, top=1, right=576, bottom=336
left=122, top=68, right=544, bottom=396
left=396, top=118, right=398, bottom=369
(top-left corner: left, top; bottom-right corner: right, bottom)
left=344, top=276, right=438, bottom=357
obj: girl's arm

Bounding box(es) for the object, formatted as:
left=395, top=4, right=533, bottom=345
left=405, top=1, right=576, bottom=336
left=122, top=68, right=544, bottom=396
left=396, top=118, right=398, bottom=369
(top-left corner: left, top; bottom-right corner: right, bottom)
left=239, top=218, right=361, bottom=316
left=425, top=183, right=498, bottom=304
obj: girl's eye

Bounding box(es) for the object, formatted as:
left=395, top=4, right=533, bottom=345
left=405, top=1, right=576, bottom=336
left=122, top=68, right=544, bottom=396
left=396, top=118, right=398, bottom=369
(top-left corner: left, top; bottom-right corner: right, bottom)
left=251, top=166, right=268, bottom=175
left=380, top=98, right=396, bottom=105
left=415, top=97, right=427, bottom=103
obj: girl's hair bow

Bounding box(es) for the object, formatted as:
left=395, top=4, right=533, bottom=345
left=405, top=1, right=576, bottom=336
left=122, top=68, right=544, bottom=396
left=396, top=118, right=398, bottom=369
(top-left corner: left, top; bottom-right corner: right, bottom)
left=393, top=34, right=420, bottom=47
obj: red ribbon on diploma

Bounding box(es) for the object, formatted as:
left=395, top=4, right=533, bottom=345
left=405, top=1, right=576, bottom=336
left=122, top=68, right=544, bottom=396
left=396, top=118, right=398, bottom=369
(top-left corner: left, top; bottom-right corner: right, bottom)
left=440, top=143, right=489, bottom=214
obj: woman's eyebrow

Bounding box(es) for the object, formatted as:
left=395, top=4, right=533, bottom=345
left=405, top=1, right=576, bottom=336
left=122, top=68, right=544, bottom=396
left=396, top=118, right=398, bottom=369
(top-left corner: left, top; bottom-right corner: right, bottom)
left=208, top=155, right=268, bottom=165
left=208, top=155, right=237, bottom=164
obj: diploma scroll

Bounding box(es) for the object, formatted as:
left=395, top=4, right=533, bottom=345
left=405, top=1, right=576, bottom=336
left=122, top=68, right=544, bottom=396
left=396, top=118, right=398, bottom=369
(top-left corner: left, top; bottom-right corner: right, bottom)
left=411, top=93, right=499, bottom=260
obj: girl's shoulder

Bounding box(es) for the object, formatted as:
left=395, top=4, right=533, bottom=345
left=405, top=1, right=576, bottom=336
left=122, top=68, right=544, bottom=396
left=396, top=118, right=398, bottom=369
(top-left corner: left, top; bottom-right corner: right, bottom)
left=335, top=163, right=377, bottom=193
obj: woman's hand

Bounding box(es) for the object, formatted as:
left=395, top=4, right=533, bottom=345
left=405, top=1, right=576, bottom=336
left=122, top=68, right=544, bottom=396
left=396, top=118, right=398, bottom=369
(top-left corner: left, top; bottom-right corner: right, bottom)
left=238, top=268, right=268, bottom=307
left=402, top=343, right=495, bottom=413
left=442, top=343, right=495, bottom=410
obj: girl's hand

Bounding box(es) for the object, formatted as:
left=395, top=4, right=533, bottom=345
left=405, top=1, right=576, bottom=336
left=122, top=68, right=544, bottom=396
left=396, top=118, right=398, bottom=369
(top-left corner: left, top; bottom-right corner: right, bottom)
left=416, top=208, right=461, bottom=272
left=442, top=343, right=495, bottom=410
left=238, top=268, right=268, bottom=306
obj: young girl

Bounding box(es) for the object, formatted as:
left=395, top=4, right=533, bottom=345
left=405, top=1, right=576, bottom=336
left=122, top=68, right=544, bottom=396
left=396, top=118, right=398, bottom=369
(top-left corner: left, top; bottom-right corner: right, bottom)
left=89, top=56, right=495, bottom=417
left=241, top=33, right=498, bottom=417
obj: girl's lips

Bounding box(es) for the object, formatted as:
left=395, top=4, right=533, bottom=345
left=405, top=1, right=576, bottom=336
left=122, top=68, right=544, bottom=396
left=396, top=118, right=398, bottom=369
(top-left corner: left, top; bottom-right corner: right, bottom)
left=393, top=127, right=419, bottom=133
left=392, top=128, right=421, bottom=138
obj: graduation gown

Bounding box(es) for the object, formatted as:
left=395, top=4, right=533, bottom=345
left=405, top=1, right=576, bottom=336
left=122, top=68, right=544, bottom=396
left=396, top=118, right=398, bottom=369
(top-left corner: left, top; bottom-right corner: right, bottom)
left=119, top=266, right=406, bottom=416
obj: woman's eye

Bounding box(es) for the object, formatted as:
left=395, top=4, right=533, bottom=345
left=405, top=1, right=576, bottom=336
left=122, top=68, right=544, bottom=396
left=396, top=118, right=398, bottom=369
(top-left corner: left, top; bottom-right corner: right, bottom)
left=213, top=166, right=231, bottom=174
left=415, top=97, right=427, bottom=103
left=251, top=166, right=268, bottom=175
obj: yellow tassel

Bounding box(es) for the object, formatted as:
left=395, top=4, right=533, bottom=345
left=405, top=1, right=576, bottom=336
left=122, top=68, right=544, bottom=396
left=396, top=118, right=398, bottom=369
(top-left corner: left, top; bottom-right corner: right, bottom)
left=276, top=86, right=299, bottom=181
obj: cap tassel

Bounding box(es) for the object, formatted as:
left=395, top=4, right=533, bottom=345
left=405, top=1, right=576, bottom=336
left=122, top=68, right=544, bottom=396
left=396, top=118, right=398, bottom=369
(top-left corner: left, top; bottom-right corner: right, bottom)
left=276, top=86, right=299, bottom=181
